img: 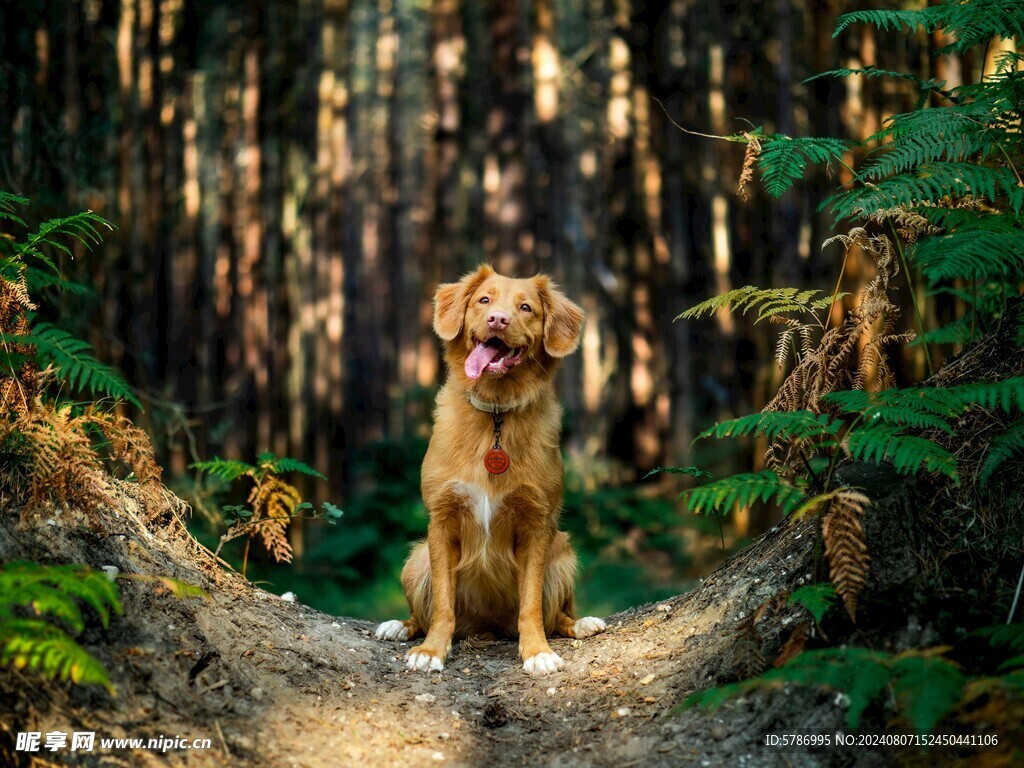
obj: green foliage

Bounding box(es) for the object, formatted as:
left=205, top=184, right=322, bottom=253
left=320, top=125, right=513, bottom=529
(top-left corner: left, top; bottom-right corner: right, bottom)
left=4, top=322, right=140, bottom=407
left=845, top=426, right=959, bottom=482
left=0, top=192, right=133, bottom=408
left=676, top=285, right=840, bottom=323
left=696, top=410, right=842, bottom=445
left=645, top=465, right=713, bottom=481
left=788, top=583, right=837, bottom=624
left=0, top=561, right=122, bottom=693
left=190, top=450, right=337, bottom=568
left=682, top=470, right=805, bottom=517
left=683, top=646, right=969, bottom=734
left=756, top=136, right=850, bottom=198
left=676, top=0, right=1024, bottom=743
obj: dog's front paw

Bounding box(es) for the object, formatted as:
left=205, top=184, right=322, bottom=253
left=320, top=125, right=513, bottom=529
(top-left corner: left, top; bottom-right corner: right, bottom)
left=573, top=616, right=607, bottom=639
left=406, top=646, right=445, bottom=672
left=374, top=620, right=409, bottom=641
left=523, top=651, right=564, bottom=676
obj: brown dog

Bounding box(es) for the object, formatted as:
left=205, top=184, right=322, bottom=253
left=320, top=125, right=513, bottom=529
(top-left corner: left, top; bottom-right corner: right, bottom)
left=375, top=264, right=606, bottom=675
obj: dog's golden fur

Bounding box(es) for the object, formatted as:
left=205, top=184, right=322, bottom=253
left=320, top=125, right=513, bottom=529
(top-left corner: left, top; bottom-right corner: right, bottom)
left=376, top=264, right=605, bottom=675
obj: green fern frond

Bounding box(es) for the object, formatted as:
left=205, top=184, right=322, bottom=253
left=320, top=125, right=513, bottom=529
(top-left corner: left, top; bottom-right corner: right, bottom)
left=16, top=210, right=113, bottom=267
left=833, top=8, right=941, bottom=37
left=644, top=466, right=714, bottom=480
left=5, top=322, right=140, bottom=408
left=824, top=388, right=961, bottom=429
left=0, top=618, right=114, bottom=693
left=974, top=624, right=1024, bottom=654
left=828, top=163, right=1024, bottom=220
left=860, top=106, right=997, bottom=181
left=805, top=67, right=947, bottom=95
left=0, top=561, right=122, bottom=694
left=190, top=456, right=256, bottom=482
left=0, top=191, right=28, bottom=227
left=0, top=561, right=123, bottom=630
left=789, top=583, right=838, bottom=623
left=682, top=470, right=805, bottom=516
left=978, top=420, right=1024, bottom=486
left=845, top=425, right=959, bottom=482
left=911, top=229, right=1024, bottom=282
left=255, top=452, right=326, bottom=480
left=757, top=136, right=850, bottom=198
left=891, top=652, right=966, bottom=735
left=677, top=286, right=831, bottom=322
left=696, top=410, right=842, bottom=444
left=25, top=266, right=95, bottom=297
left=911, top=317, right=975, bottom=347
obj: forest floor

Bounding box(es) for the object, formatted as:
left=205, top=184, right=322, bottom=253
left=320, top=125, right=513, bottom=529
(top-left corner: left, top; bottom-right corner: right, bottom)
left=0, top=486, right=906, bottom=768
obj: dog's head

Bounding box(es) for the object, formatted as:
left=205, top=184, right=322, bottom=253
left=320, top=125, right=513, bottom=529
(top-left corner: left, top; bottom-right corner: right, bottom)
left=433, top=265, right=584, bottom=393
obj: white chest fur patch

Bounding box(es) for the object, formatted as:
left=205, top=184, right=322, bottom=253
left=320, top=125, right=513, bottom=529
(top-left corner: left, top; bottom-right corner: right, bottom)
left=451, top=482, right=497, bottom=535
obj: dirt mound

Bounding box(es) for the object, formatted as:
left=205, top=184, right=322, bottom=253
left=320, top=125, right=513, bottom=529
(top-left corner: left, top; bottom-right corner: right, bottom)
left=0, top=477, right=894, bottom=768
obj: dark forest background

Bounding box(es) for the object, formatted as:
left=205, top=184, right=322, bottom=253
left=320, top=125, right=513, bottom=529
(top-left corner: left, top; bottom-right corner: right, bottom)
left=0, top=0, right=969, bottom=618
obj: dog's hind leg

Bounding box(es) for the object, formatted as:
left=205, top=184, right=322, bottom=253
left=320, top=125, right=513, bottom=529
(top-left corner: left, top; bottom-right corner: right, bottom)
left=375, top=541, right=430, bottom=642
left=545, top=532, right=608, bottom=640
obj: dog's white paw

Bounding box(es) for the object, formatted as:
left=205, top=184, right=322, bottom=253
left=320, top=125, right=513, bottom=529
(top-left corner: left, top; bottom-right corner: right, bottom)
left=375, top=620, right=409, bottom=641
left=406, top=651, right=445, bottom=672
left=573, top=616, right=607, bottom=639
left=523, top=652, right=564, bottom=676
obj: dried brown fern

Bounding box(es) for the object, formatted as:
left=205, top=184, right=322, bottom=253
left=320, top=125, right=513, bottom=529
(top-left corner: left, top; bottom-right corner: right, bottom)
left=13, top=401, right=113, bottom=509
left=248, top=475, right=301, bottom=564
left=737, top=132, right=762, bottom=201
left=820, top=488, right=870, bottom=620
left=764, top=227, right=911, bottom=470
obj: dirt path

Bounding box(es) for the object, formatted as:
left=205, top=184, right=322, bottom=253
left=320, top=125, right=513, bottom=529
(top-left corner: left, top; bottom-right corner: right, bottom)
left=2, top=497, right=890, bottom=768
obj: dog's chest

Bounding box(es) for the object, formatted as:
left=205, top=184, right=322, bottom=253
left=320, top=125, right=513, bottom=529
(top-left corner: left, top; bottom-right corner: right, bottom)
left=451, top=482, right=499, bottom=534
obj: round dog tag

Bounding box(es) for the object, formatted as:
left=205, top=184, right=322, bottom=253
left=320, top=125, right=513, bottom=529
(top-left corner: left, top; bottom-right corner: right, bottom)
left=484, top=447, right=510, bottom=474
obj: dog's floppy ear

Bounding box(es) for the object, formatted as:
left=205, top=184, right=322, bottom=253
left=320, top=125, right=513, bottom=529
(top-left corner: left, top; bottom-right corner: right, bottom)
left=433, top=264, right=494, bottom=341
left=535, top=275, right=585, bottom=357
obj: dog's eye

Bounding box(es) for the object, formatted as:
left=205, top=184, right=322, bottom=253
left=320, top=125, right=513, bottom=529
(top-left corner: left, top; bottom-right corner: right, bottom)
left=520, top=303, right=532, bottom=313
left=478, top=296, right=490, bottom=304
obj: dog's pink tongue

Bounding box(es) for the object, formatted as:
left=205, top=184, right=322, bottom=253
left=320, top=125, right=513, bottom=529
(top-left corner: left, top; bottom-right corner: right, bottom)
left=465, top=342, right=502, bottom=380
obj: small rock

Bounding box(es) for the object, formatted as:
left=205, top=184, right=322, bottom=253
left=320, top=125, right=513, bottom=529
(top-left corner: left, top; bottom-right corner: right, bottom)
left=656, top=604, right=672, bottom=612
left=482, top=701, right=508, bottom=728
left=167, top=624, right=176, bottom=631
left=250, top=687, right=264, bottom=701
left=415, top=693, right=436, bottom=703
left=546, top=687, right=557, bottom=696
left=614, top=707, right=631, bottom=717
left=438, top=733, right=450, bottom=741
left=280, top=591, right=297, bottom=603
left=331, top=622, right=341, bottom=628
left=431, top=753, right=445, bottom=762
left=640, top=674, right=655, bottom=685
left=101, top=566, right=119, bottom=582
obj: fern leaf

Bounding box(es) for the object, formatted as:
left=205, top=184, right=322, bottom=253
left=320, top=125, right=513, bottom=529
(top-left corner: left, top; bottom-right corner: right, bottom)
left=677, top=286, right=829, bottom=322
left=828, top=164, right=1024, bottom=220
left=911, top=229, right=1024, bottom=282
left=256, top=452, right=326, bottom=480
left=0, top=618, right=114, bottom=693
left=190, top=457, right=256, bottom=482
left=0, top=191, right=28, bottom=227
left=696, top=410, right=842, bottom=444
left=644, top=465, right=713, bottom=480
left=682, top=470, right=805, bottom=516
left=979, top=420, right=1024, bottom=486
left=845, top=425, right=959, bottom=482
left=891, top=651, right=966, bottom=735
left=821, top=489, right=871, bottom=620
left=7, top=322, right=140, bottom=407
left=833, top=8, right=941, bottom=37
left=788, top=583, right=837, bottom=624
left=757, top=136, right=850, bottom=198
